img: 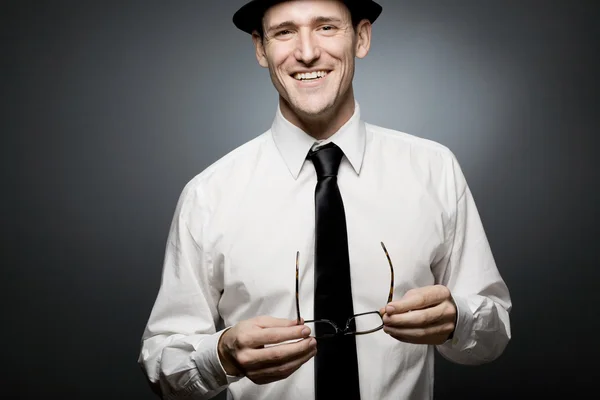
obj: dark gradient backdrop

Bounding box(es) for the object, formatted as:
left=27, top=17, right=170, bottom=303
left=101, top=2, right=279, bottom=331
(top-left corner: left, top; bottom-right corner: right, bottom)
left=5, top=0, right=599, bottom=399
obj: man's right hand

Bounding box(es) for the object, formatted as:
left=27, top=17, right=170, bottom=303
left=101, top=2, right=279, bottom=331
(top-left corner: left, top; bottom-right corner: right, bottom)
left=217, top=316, right=317, bottom=385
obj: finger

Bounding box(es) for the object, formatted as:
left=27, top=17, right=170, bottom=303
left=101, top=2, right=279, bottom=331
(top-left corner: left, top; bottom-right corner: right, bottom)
left=246, top=341, right=318, bottom=385
left=258, top=337, right=316, bottom=365
left=385, top=285, right=451, bottom=314
left=383, top=302, right=454, bottom=328
left=238, top=337, right=316, bottom=370
left=383, top=323, right=455, bottom=345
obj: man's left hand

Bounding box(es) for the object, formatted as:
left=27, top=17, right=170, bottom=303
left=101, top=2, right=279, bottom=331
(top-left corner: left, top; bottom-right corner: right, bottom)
left=379, top=285, right=457, bottom=345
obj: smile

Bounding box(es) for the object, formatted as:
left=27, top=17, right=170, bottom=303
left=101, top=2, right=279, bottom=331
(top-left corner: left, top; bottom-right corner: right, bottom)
left=292, top=70, right=329, bottom=81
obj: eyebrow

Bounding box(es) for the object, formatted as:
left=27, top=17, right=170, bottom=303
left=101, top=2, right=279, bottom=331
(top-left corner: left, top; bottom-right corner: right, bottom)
left=266, top=16, right=344, bottom=34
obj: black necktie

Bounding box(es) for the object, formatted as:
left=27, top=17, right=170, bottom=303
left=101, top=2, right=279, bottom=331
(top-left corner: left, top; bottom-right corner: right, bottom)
left=309, top=142, right=361, bottom=400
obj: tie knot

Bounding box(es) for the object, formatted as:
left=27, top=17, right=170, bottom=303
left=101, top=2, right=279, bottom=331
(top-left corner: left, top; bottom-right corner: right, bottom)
left=309, top=142, right=344, bottom=180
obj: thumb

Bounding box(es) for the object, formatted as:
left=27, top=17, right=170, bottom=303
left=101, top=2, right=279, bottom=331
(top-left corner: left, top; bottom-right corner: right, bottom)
left=253, top=315, right=299, bottom=328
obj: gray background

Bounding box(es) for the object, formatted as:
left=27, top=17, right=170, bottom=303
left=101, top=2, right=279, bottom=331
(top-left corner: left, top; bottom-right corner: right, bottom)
left=4, top=0, right=599, bottom=398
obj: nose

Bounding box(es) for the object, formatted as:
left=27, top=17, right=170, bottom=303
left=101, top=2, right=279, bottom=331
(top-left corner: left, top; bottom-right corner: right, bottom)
left=293, top=29, right=321, bottom=64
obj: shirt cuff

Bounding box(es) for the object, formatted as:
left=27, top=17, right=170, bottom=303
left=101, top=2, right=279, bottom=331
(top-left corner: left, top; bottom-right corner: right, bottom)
left=446, top=294, right=476, bottom=352
left=193, top=328, right=244, bottom=388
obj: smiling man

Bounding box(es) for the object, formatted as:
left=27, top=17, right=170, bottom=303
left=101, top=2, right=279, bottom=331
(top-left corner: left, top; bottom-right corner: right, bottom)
left=138, top=1, right=512, bottom=399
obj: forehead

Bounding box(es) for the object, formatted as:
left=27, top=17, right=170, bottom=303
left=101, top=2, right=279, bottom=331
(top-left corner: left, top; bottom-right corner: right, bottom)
left=263, top=0, right=351, bottom=25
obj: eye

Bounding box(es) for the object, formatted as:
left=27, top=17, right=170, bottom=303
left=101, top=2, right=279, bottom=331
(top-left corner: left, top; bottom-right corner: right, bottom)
left=320, top=25, right=335, bottom=31
left=275, top=29, right=293, bottom=37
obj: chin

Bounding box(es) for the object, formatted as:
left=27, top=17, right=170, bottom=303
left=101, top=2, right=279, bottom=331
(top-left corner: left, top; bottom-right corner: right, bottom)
left=291, top=99, right=335, bottom=118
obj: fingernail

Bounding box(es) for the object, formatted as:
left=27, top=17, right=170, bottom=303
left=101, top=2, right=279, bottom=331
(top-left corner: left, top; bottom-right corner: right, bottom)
left=302, top=327, right=310, bottom=336
left=386, top=305, right=395, bottom=314
left=310, top=338, right=317, bottom=348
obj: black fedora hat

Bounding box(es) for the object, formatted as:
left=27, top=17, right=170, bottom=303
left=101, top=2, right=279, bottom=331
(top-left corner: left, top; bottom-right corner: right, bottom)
left=233, top=0, right=383, bottom=35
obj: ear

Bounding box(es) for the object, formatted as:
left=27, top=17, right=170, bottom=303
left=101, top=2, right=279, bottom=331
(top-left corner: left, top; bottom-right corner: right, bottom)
left=354, top=19, right=372, bottom=59
left=252, top=31, right=269, bottom=68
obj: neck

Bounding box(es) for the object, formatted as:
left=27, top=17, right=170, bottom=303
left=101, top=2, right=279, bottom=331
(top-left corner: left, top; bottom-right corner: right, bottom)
left=279, top=89, right=356, bottom=140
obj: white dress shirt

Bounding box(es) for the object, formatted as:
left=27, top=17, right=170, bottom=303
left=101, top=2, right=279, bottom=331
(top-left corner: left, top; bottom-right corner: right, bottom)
left=138, top=102, right=512, bottom=400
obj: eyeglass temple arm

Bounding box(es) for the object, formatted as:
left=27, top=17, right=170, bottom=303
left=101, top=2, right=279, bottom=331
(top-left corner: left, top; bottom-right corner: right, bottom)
left=380, top=242, right=394, bottom=304
left=295, top=251, right=301, bottom=325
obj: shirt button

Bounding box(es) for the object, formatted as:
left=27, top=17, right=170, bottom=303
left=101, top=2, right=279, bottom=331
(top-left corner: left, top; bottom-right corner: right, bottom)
left=452, top=337, right=459, bottom=346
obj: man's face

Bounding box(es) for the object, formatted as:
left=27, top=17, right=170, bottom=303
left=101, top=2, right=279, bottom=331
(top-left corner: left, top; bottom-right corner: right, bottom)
left=253, top=0, right=371, bottom=120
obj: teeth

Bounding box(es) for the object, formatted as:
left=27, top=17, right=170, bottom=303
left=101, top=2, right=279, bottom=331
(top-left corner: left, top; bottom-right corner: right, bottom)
left=293, top=71, right=328, bottom=81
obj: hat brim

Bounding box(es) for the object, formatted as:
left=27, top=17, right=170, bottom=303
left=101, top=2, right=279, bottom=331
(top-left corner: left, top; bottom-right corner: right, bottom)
left=233, top=0, right=382, bottom=35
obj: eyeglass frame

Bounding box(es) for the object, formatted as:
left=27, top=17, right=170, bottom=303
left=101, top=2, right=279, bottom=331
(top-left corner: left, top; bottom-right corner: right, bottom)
left=295, top=241, right=395, bottom=339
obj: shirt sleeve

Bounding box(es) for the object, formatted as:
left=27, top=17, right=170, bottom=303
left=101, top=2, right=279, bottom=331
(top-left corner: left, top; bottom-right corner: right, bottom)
left=137, top=182, right=243, bottom=399
left=432, top=152, right=512, bottom=365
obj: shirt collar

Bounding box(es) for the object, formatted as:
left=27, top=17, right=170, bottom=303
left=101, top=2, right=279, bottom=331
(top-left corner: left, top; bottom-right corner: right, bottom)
left=271, top=102, right=366, bottom=179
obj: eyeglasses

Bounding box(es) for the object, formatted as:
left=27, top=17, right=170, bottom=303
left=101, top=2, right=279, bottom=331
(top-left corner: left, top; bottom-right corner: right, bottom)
left=295, top=242, right=395, bottom=339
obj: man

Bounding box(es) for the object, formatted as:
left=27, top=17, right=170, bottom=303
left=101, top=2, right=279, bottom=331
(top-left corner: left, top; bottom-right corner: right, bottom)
left=138, top=0, right=512, bottom=399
